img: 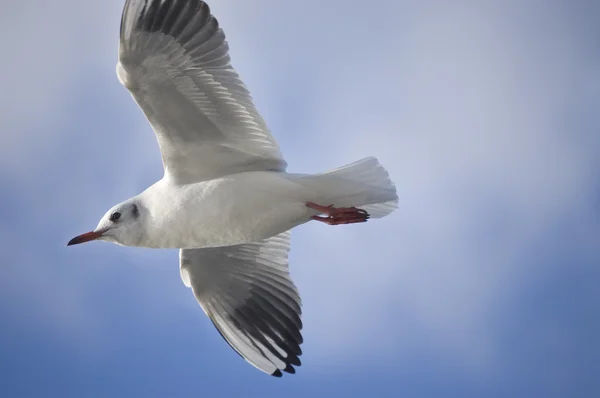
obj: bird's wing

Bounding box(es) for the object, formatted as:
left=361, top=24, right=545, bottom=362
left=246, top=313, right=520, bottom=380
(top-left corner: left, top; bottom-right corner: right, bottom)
left=179, top=231, right=303, bottom=376
left=118, top=0, right=287, bottom=183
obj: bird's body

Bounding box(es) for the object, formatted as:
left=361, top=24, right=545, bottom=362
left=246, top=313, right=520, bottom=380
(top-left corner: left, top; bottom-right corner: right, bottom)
left=69, top=0, right=398, bottom=377
left=129, top=171, right=311, bottom=249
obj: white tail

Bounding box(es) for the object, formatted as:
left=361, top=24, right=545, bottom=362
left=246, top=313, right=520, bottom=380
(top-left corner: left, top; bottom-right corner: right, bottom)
left=294, top=157, right=398, bottom=218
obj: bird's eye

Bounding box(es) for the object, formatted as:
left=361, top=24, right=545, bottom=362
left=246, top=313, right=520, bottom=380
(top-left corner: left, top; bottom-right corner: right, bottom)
left=110, top=212, right=121, bottom=222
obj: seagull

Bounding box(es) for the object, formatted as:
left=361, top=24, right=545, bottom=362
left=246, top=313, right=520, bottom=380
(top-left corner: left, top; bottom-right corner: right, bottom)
left=68, top=0, right=398, bottom=377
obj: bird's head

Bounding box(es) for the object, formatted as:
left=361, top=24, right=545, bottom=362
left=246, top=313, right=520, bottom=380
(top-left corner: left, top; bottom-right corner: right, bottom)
left=68, top=200, right=144, bottom=247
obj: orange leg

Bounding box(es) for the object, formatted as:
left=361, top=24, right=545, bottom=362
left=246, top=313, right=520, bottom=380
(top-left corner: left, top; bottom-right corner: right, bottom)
left=306, top=202, right=370, bottom=225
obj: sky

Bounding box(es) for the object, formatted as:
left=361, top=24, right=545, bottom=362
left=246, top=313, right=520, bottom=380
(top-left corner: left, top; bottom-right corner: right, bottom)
left=1, top=0, right=599, bottom=397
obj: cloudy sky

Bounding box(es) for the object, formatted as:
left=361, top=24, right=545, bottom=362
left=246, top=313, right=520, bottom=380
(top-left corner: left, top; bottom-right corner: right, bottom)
left=1, top=0, right=599, bottom=396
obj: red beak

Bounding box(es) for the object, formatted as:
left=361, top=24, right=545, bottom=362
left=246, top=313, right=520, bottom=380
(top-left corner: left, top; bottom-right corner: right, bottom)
left=67, top=230, right=104, bottom=246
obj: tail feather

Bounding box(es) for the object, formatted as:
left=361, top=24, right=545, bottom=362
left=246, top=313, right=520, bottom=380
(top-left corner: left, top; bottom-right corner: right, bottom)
left=295, top=157, right=398, bottom=219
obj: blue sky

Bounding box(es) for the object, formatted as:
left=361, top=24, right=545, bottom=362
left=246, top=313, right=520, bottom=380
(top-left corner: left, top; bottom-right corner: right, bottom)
left=1, top=0, right=599, bottom=396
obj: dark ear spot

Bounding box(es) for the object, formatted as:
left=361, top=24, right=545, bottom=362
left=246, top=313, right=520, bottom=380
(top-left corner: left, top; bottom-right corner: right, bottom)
left=132, top=203, right=139, bottom=219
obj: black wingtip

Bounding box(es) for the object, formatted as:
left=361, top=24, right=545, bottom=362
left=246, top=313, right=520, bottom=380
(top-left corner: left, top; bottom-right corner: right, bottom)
left=289, top=355, right=301, bottom=366
left=283, top=364, right=296, bottom=374
left=271, top=369, right=283, bottom=378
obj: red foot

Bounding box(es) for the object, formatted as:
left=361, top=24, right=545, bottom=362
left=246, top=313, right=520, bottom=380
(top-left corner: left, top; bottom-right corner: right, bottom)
left=306, top=202, right=370, bottom=225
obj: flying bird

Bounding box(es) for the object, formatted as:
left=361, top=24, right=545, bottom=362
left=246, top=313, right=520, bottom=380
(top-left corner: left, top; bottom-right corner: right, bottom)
left=68, top=0, right=398, bottom=377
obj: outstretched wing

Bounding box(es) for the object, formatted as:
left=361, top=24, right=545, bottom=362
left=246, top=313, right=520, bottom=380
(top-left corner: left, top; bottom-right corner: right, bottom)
left=118, top=0, right=287, bottom=183
left=179, top=231, right=303, bottom=376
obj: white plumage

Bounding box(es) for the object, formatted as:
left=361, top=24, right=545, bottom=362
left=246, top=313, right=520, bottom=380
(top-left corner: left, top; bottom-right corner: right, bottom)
left=68, top=0, right=398, bottom=377
left=118, top=0, right=286, bottom=184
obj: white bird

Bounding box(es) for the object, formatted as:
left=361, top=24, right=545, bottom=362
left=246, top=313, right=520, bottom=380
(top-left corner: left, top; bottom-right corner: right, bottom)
left=68, top=0, right=398, bottom=377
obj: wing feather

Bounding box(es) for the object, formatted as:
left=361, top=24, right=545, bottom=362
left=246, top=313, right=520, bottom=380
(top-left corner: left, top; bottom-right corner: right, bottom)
left=179, top=231, right=303, bottom=376
left=118, top=0, right=286, bottom=183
